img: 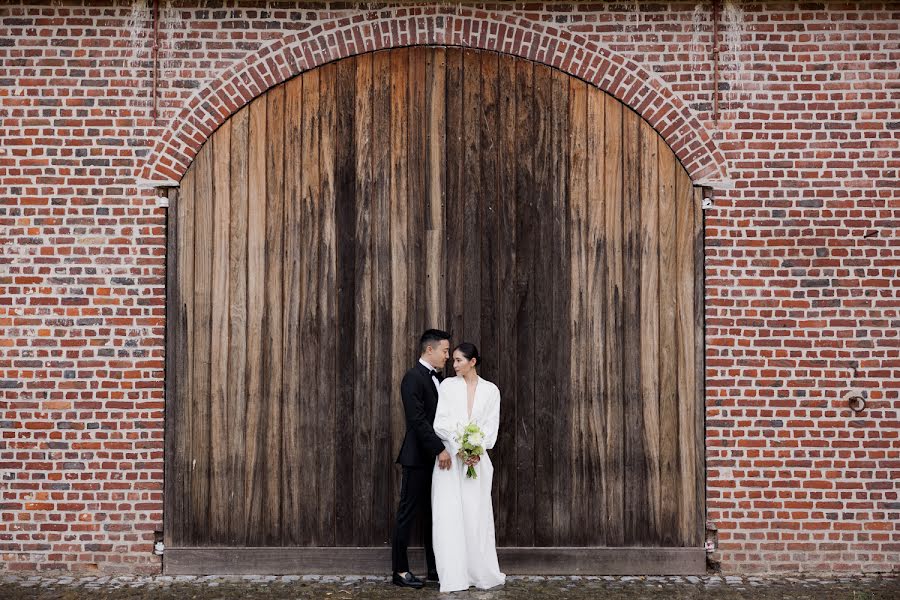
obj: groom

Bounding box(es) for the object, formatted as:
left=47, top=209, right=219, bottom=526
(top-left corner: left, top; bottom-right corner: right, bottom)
left=391, top=329, right=453, bottom=588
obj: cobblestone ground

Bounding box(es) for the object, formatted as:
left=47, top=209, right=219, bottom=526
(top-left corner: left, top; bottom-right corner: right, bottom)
left=0, top=574, right=897, bottom=600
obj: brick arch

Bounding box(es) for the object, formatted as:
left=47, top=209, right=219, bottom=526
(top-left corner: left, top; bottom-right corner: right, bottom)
left=141, top=9, right=729, bottom=187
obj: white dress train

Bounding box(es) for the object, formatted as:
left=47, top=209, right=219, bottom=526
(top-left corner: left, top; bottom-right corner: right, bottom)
left=431, top=375, right=506, bottom=593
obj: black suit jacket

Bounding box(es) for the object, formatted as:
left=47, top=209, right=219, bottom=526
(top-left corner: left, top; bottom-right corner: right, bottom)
left=395, top=362, right=446, bottom=467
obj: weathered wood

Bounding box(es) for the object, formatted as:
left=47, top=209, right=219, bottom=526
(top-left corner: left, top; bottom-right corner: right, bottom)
left=351, top=52, right=375, bottom=546
left=389, top=48, right=410, bottom=527
left=567, top=77, right=588, bottom=547
left=462, top=48, right=481, bottom=347
left=318, top=62, right=338, bottom=547
left=169, top=48, right=707, bottom=556
left=693, top=187, right=706, bottom=549
left=227, top=108, right=249, bottom=546
left=262, top=84, right=284, bottom=545
left=244, top=95, right=267, bottom=546
left=370, top=49, right=392, bottom=544
left=638, top=120, right=661, bottom=545
left=175, top=168, right=195, bottom=546
left=332, top=56, right=357, bottom=546
left=622, top=107, right=646, bottom=545
left=164, top=546, right=706, bottom=576
left=675, top=166, right=697, bottom=547
left=602, top=93, right=624, bottom=547
left=494, top=52, right=517, bottom=546
left=424, top=47, right=446, bottom=330
left=445, top=48, right=464, bottom=354
left=280, top=74, right=304, bottom=546
left=209, top=120, right=231, bottom=545
left=478, top=51, right=500, bottom=393
left=298, top=68, right=321, bottom=545
left=190, top=140, right=213, bottom=544
left=407, top=47, right=427, bottom=356
left=164, top=185, right=181, bottom=547
left=585, top=84, right=607, bottom=546
left=657, top=141, right=679, bottom=547
left=549, top=69, right=571, bottom=547
left=514, top=56, right=535, bottom=548
left=532, top=62, right=554, bottom=547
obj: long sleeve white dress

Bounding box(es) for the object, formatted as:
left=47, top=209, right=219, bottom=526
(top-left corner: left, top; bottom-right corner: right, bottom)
left=431, top=375, right=506, bottom=593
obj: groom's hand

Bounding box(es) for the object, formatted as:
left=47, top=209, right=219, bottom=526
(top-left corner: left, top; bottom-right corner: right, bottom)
left=438, top=450, right=452, bottom=470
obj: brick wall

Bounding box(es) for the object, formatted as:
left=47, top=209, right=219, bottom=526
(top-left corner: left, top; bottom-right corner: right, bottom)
left=1, top=1, right=897, bottom=574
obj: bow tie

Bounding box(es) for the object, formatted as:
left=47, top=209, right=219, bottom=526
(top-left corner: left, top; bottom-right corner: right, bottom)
left=427, top=369, right=441, bottom=380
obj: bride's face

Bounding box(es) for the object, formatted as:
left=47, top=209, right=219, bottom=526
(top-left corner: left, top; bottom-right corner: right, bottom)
left=452, top=350, right=477, bottom=376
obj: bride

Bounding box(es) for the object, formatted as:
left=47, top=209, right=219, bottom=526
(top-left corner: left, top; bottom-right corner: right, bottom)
left=431, top=342, right=505, bottom=593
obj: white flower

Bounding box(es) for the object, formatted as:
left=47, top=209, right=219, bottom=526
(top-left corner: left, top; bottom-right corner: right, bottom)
left=468, top=432, right=483, bottom=447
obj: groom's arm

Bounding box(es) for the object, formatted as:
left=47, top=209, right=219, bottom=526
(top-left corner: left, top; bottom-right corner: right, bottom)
left=400, top=373, right=445, bottom=456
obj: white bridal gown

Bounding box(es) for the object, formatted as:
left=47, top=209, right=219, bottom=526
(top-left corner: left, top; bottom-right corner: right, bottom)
left=431, top=375, right=506, bottom=593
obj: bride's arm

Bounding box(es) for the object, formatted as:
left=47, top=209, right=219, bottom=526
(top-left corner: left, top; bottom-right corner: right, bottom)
left=432, top=385, right=460, bottom=455
left=482, top=387, right=501, bottom=450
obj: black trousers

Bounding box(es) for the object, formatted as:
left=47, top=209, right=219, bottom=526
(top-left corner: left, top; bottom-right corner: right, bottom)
left=391, top=465, right=436, bottom=574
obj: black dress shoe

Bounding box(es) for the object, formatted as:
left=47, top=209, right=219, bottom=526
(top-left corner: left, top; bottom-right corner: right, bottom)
left=427, top=571, right=440, bottom=583
left=393, top=572, right=424, bottom=589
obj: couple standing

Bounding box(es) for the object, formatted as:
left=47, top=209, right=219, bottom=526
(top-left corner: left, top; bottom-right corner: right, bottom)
left=391, top=329, right=506, bottom=593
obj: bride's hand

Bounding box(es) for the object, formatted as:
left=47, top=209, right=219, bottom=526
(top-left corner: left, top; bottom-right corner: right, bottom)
left=438, top=450, right=452, bottom=470
left=465, top=455, right=480, bottom=467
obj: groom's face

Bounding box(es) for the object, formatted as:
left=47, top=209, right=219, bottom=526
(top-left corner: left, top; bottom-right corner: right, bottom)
left=425, top=340, right=450, bottom=370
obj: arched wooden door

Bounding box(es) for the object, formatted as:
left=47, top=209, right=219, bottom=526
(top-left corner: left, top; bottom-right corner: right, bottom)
left=164, top=47, right=706, bottom=574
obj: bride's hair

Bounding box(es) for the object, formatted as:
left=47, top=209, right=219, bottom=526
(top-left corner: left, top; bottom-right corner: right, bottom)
left=454, top=342, right=480, bottom=368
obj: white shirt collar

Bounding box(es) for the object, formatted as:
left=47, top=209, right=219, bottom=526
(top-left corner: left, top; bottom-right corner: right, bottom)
left=418, top=358, right=436, bottom=374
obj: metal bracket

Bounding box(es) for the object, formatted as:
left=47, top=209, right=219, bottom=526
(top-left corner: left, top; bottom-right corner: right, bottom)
left=702, top=197, right=714, bottom=210
left=155, top=195, right=170, bottom=208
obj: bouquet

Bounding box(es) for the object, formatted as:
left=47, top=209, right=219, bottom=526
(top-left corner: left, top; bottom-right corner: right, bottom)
left=455, top=422, right=486, bottom=479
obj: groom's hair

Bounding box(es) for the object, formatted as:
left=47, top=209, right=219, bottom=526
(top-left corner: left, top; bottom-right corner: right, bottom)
left=420, top=329, right=451, bottom=354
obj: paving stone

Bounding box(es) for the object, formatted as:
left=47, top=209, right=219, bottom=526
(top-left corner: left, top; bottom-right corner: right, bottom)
left=0, top=573, right=897, bottom=600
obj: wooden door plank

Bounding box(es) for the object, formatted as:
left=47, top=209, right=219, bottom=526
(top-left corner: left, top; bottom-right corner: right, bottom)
left=190, top=140, right=213, bottom=544
left=173, top=177, right=194, bottom=547
left=657, top=142, right=679, bottom=547
left=549, top=69, right=571, bottom=547
left=280, top=74, right=304, bottom=546
left=693, top=186, right=706, bottom=548
left=514, top=56, right=535, bottom=547
left=675, top=166, right=697, bottom=546
left=227, top=107, right=250, bottom=545
left=371, top=49, right=392, bottom=544
left=209, top=120, right=232, bottom=545
left=352, top=52, right=375, bottom=545
left=165, top=184, right=185, bottom=547
left=262, top=84, right=285, bottom=545
left=462, top=48, right=481, bottom=346
left=495, top=52, right=517, bottom=546
left=567, top=78, right=588, bottom=546
left=299, top=68, right=322, bottom=545
left=407, top=47, right=427, bottom=347
left=244, top=95, right=267, bottom=546
left=333, top=56, right=358, bottom=546
left=478, top=51, right=500, bottom=387
left=424, top=48, right=446, bottom=330
left=602, top=93, right=624, bottom=547
left=585, top=86, right=607, bottom=546
left=444, top=48, right=464, bottom=356
left=532, top=62, right=554, bottom=547
left=622, top=107, right=647, bottom=545
left=638, top=121, right=661, bottom=545
left=318, top=61, right=338, bottom=547
left=389, top=48, right=410, bottom=528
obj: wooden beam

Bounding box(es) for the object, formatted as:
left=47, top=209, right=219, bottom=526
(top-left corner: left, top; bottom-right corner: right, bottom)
left=163, top=546, right=706, bottom=576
